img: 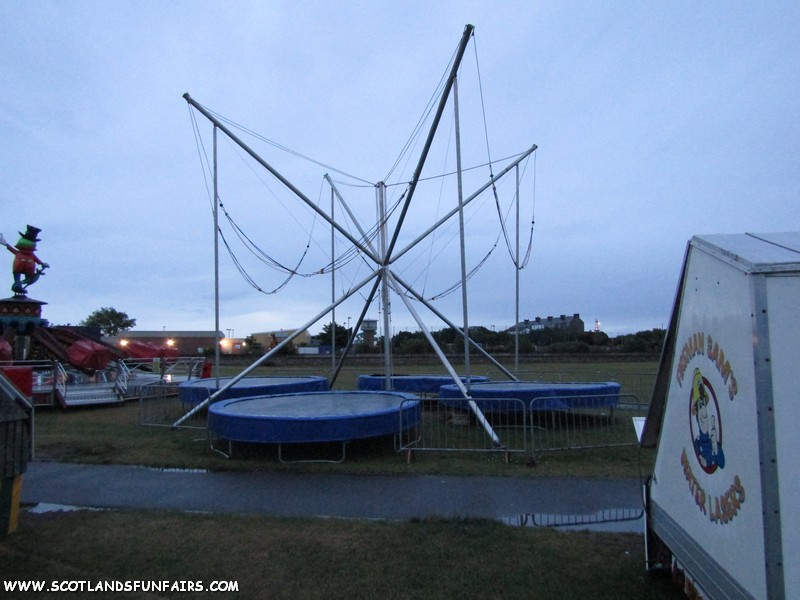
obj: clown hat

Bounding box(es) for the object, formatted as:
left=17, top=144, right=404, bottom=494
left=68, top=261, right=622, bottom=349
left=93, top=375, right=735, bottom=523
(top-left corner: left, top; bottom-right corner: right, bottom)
left=19, top=225, right=41, bottom=242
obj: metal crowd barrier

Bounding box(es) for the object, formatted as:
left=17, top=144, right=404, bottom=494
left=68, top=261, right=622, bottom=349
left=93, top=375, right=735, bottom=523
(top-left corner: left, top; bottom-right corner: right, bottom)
left=138, top=382, right=209, bottom=430
left=397, top=392, right=646, bottom=462
left=508, top=507, right=644, bottom=529
left=528, top=393, right=646, bottom=454
left=398, top=397, right=528, bottom=462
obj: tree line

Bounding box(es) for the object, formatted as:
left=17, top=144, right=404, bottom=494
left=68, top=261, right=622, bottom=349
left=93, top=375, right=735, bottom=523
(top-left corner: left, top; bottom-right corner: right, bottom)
left=77, top=308, right=665, bottom=356
left=312, top=322, right=666, bottom=355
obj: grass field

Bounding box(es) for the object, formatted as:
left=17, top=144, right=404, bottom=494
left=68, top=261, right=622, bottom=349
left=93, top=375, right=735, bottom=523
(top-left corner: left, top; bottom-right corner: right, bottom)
left=3, top=357, right=683, bottom=599
left=33, top=358, right=658, bottom=477
left=2, top=510, right=682, bottom=599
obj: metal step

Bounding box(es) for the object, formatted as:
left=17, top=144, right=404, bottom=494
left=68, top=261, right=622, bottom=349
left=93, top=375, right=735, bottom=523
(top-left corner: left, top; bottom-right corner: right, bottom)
left=61, top=382, right=124, bottom=407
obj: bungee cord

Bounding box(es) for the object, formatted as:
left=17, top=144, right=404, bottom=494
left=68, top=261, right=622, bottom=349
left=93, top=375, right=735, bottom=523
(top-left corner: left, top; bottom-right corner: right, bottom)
left=473, top=37, right=537, bottom=271
left=518, top=152, right=537, bottom=270
left=428, top=238, right=500, bottom=301
left=190, top=107, right=380, bottom=295
left=189, top=106, right=299, bottom=294
left=216, top=226, right=297, bottom=295
left=204, top=103, right=374, bottom=187
left=186, top=27, right=537, bottom=309
left=187, top=106, right=215, bottom=213
left=383, top=44, right=457, bottom=184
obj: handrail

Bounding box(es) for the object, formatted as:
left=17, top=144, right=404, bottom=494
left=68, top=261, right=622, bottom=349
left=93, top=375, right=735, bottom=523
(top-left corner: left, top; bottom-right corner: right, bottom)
left=54, top=362, right=68, bottom=401
left=164, top=357, right=205, bottom=379
left=122, top=356, right=205, bottom=382
left=0, top=359, right=56, bottom=369
left=116, top=360, right=130, bottom=395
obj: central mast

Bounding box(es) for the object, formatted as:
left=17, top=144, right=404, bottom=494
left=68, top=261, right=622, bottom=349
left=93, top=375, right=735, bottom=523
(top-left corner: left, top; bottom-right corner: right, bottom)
left=377, top=181, right=392, bottom=389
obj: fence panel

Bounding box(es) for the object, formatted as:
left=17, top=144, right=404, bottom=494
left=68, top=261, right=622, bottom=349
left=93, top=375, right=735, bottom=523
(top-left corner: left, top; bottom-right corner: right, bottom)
left=506, top=507, right=644, bottom=529
left=529, top=393, right=646, bottom=454
left=138, top=383, right=208, bottom=430
left=399, top=397, right=528, bottom=460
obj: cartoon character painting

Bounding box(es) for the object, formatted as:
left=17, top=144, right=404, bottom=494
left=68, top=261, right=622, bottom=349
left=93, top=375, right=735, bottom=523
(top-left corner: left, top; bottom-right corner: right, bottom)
left=1, top=225, right=49, bottom=296
left=691, top=368, right=725, bottom=472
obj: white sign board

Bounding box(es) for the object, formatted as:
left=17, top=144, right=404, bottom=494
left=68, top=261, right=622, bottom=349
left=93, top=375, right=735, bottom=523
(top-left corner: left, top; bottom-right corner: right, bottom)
left=647, top=232, right=800, bottom=600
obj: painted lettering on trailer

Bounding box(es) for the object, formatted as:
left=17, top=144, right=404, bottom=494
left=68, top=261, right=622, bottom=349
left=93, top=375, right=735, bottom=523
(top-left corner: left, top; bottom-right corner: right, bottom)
left=677, top=332, right=745, bottom=524
left=682, top=450, right=746, bottom=523
left=676, top=332, right=738, bottom=401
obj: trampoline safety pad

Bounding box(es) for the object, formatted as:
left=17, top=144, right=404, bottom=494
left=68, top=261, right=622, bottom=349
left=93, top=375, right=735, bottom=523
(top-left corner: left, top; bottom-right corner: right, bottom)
left=438, top=381, right=621, bottom=412
left=178, top=376, right=329, bottom=404
left=208, top=391, right=421, bottom=444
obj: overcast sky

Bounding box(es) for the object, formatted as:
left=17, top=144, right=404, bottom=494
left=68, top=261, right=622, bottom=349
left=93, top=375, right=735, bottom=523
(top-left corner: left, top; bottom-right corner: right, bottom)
left=2, top=1, right=798, bottom=339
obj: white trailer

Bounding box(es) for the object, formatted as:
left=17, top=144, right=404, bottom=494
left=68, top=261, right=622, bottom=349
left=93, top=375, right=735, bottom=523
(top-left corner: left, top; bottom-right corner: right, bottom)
left=642, top=232, right=800, bottom=600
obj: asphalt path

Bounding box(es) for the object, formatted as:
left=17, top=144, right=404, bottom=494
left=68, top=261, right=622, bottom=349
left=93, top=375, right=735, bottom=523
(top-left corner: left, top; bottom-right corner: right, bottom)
left=21, top=462, right=645, bottom=531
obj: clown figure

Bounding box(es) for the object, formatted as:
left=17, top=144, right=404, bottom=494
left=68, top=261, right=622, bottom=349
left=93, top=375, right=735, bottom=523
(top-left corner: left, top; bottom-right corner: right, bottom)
left=1, top=225, right=49, bottom=295
left=691, top=368, right=725, bottom=470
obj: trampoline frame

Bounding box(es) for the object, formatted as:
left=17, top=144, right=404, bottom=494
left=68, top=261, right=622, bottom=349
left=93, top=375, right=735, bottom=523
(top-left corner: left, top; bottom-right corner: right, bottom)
left=357, top=374, right=489, bottom=397
left=178, top=375, right=329, bottom=405
left=438, top=381, right=622, bottom=414
left=210, top=435, right=356, bottom=464
left=207, top=391, right=422, bottom=464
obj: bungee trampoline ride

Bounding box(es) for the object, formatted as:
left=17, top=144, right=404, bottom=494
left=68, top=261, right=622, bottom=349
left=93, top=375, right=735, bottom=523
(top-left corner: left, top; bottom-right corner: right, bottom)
left=176, top=25, right=614, bottom=460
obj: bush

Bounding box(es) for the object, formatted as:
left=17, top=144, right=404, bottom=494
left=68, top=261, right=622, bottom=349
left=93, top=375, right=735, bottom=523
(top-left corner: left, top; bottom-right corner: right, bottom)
left=549, top=341, right=591, bottom=354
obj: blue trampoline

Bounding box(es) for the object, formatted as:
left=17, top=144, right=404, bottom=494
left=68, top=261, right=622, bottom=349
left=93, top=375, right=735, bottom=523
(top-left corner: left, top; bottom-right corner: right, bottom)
left=357, top=374, right=489, bottom=395
left=438, top=381, right=621, bottom=412
left=178, top=376, right=329, bottom=405
left=208, top=390, right=421, bottom=448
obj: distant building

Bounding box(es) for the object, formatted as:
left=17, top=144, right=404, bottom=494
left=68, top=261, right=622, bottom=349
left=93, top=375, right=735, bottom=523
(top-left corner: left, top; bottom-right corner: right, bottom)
left=251, top=329, right=312, bottom=351
left=218, top=337, right=248, bottom=355
left=509, top=314, right=585, bottom=337
left=108, top=328, right=315, bottom=357
left=110, top=330, right=223, bottom=356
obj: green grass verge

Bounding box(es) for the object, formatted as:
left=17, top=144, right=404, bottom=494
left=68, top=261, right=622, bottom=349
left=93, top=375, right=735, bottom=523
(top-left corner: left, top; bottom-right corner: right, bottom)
left=2, top=509, right=682, bottom=600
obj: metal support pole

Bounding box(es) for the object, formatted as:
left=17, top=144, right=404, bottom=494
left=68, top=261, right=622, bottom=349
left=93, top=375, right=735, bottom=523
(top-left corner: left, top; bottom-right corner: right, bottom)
left=330, top=275, right=382, bottom=387
left=387, top=271, right=500, bottom=446
left=183, top=93, right=381, bottom=266
left=173, top=268, right=381, bottom=426
left=324, top=174, right=378, bottom=257
left=377, top=182, right=392, bottom=389
left=514, top=164, right=520, bottom=377
left=453, top=77, right=471, bottom=392
left=330, top=183, right=336, bottom=374
left=384, top=24, right=475, bottom=262
left=390, top=144, right=537, bottom=265
left=390, top=270, right=518, bottom=380
left=213, top=126, right=221, bottom=387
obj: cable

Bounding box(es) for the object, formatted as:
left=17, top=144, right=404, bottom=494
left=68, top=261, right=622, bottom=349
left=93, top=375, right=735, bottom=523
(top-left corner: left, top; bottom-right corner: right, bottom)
left=202, top=101, right=375, bottom=186
left=384, top=44, right=457, bottom=183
